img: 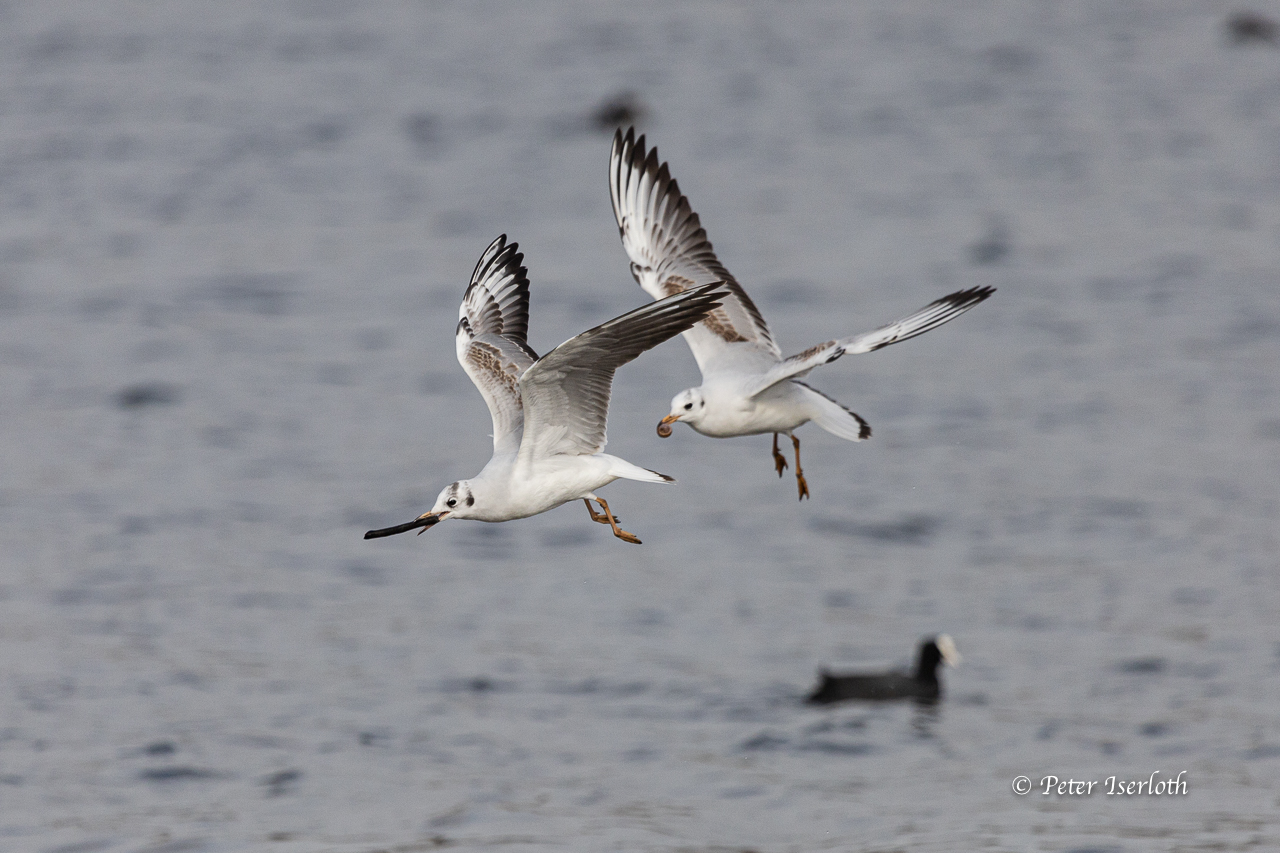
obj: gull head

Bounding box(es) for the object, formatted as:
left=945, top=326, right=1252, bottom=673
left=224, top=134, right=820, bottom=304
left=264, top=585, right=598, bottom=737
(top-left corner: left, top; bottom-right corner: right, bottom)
left=427, top=480, right=476, bottom=521
left=657, top=388, right=706, bottom=437
left=363, top=480, right=474, bottom=540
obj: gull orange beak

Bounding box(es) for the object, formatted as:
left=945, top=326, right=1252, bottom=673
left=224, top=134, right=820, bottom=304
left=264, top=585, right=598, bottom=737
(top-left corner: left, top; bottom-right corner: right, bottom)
left=364, top=511, right=448, bottom=540
left=657, top=414, right=679, bottom=438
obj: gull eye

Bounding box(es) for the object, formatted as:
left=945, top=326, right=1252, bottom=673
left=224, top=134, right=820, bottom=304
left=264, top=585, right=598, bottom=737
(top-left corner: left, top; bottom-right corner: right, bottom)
left=684, top=402, right=693, bottom=410
left=446, top=498, right=457, bottom=508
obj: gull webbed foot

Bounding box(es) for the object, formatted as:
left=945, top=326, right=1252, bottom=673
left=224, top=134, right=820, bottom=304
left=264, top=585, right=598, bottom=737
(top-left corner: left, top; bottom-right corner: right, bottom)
left=583, top=498, right=621, bottom=525
left=592, top=497, right=642, bottom=545
left=772, top=433, right=789, bottom=477
left=791, top=434, right=810, bottom=501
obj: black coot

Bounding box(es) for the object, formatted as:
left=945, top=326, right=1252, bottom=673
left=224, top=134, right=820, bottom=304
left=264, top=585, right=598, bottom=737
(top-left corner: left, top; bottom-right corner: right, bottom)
left=806, top=635, right=960, bottom=705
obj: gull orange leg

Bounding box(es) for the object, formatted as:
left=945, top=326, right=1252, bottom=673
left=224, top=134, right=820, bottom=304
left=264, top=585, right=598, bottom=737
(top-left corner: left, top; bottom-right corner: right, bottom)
left=591, top=496, right=641, bottom=544
left=772, top=432, right=788, bottom=477
left=791, top=434, right=810, bottom=501
left=583, top=498, right=620, bottom=525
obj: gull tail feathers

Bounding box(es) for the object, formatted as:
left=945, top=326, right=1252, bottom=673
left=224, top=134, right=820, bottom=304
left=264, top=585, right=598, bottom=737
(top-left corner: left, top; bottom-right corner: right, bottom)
left=797, top=382, right=871, bottom=442
left=608, top=457, right=676, bottom=484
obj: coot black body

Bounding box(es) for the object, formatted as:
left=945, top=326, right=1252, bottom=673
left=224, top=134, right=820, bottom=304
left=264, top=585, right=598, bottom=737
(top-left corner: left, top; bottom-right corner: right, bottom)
left=806, top=635, right=960, bottom=705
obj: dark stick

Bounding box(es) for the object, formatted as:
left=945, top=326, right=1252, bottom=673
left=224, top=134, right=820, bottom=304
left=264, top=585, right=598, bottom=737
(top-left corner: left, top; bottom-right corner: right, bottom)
left=364, top=515, right=438, bottom=539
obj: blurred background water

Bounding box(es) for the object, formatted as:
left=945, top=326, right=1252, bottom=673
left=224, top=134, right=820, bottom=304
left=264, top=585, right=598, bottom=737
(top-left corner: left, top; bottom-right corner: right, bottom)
left=2, top=2, right=1279, bottom=851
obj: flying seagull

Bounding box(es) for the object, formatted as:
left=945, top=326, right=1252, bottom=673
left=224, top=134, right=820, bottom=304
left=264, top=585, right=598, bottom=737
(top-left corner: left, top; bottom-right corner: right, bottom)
left=365, top=235, right=728, bottom=544
left=609, top=128, right=994, bottom=499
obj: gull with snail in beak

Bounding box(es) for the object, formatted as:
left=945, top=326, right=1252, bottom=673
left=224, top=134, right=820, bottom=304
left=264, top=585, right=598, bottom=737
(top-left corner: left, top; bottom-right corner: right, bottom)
left=610, top=128, right=994, bottom=499
left=364, top=235, right=729, bottom=545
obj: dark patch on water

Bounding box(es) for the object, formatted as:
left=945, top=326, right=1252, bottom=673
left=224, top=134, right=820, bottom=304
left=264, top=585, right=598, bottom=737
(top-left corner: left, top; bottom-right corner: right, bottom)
left=1256, top=419, right=1280, bottom=439
left=622, top=745, right=659, bottom=761
left=120, top=516, right=150, bottom=535
left=170, top=671, right=206, bottom=689
left=1227, top=12, right=1278, bottom=45
left=261, top=768, right=301, bottom=797
left=1231, top=313, right=1280, bottom=350
left=117, top=383, right=179, bottom=408
left=404, top=112, right=444, bottom=156
left=1244, top=744, right=1280, bottom=759
left=740, top=732, right=788, bottom=751
left=358, top=730, right=393, bottom=747
left=592, top=91, right=646, bottom=131
left=1117, top=657, right=1166, bottom=674
left=1139, top=721, right=1170, bottom=737
left=629, top=607, right=669, bottom=629
left=969, top=219, right=1010, bottom=265
left=17, top=677, right=75, bottom=712
left=762, top=277, right=822, bottom=307
left=720, top=785, right=764, bottom=799
left=809, top=514, right=940, bottom=545
left=303, top=117, right=348, bottom=148
left=440, top=676, right=515, bottom=694
left=823, top=589, right=856, bottom=608
left=139, top=766, right=221, bottom=782
left=1038, top=720, right=1062, bottom=740
left=144, top=741, right=177, bottom=756
left=356, top=327, right=392, bottom=351
left=984, top=44, right=1039, bottom=74
left=1171, top=587, right=1216, bottom=607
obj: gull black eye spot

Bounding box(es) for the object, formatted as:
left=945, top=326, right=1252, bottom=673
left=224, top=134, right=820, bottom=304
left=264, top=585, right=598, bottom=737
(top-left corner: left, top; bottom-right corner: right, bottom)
left=466, top=496, right=474, bottom=506
left=446, top=498, right=457, bottom=508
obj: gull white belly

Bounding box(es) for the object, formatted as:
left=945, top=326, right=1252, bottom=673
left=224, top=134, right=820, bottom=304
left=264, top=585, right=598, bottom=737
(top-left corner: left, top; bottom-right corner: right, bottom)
left=477, top=455, right=619, bottom=521
left=695, top=382, right=812, bottom=437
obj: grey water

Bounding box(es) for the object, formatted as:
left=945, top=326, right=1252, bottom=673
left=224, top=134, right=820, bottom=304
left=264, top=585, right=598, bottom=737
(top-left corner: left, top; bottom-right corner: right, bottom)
left=2, top=3, right=1278, bottom=851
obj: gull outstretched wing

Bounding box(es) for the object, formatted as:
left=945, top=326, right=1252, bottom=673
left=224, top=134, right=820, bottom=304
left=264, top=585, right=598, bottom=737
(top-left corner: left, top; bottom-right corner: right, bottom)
left=610, top=128, right=780, bottom=377
left=742, top=286, right=995, bottom=398
left=518, top=283, right=728, bottom=460
left=456, top=235, right=538, bottom=455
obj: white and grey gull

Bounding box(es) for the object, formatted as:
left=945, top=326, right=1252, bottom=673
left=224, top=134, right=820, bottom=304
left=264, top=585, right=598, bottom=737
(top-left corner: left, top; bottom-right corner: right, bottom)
left=364, top=235, right=728, bottom=544
left=609, top=128, right=995, bottom=499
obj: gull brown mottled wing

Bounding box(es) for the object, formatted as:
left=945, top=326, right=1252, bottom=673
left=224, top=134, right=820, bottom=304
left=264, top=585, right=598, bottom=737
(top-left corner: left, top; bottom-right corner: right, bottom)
left=610, top=128, right=780, bottom=376
left=456, top=235, right=538, bottom=455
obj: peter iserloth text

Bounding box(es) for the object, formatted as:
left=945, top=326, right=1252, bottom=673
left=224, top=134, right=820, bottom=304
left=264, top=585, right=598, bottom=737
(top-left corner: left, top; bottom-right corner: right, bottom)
left=1039, top=771, right=1188, bottom=796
